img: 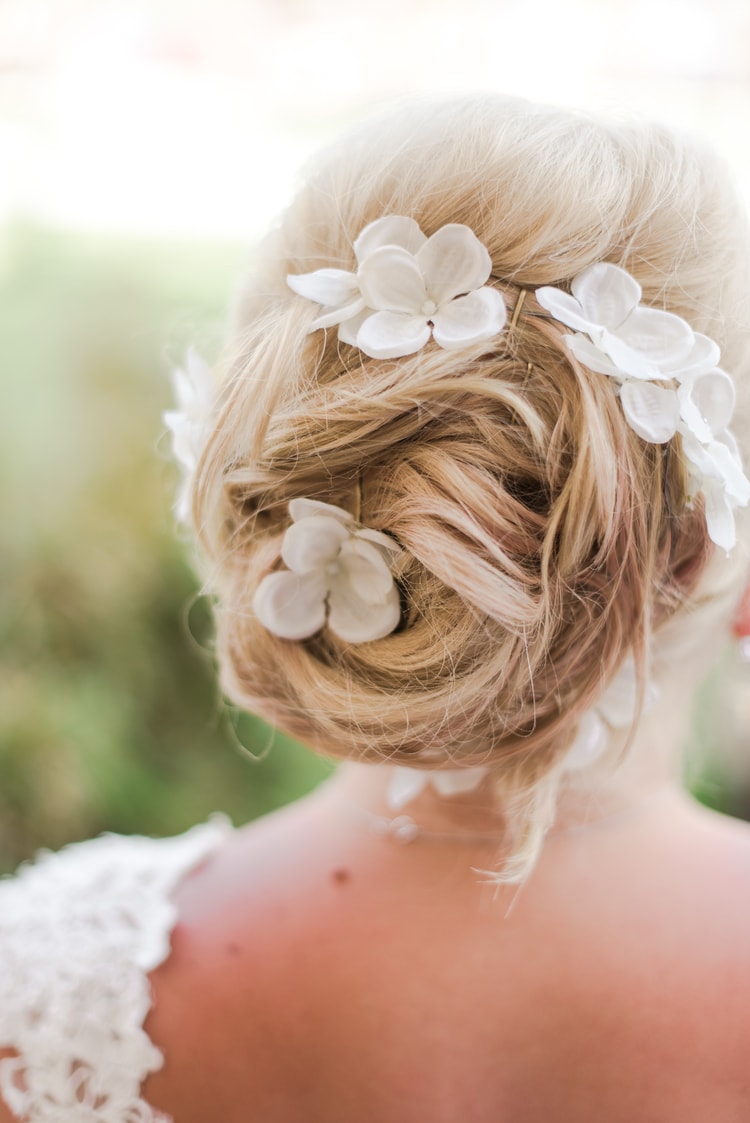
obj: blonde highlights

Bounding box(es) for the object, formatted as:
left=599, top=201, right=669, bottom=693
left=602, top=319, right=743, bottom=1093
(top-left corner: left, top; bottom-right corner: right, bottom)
left=194, top=96, right=750, bottom=877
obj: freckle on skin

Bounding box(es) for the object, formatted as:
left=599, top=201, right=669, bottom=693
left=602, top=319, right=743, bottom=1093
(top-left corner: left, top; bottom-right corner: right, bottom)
left=331, top=868, right=351, bottom=885
left=226, top=942, right=242, bottom=955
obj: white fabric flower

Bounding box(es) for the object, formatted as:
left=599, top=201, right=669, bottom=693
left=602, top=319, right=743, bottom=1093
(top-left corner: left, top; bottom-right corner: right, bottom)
left=386, top=763, right=489, bottom=811
left=536, top=263, right=719, bottom=444
left=681, top=430, right=750, bottom=552
left=673, top=367, right=750, bottom=551
left=536, top=263, right=750, bottom=549
left=162, top=348, right=214, bottom=524
left=287, top=215, right=507, bottom=360
left=564, top=655, right=659, bottom=772
left=253, top=499, right=402, bottom=643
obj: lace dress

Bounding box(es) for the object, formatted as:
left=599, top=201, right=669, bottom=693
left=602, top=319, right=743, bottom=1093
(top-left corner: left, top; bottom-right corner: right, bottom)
left=0, top=818, right=230, bottom=1123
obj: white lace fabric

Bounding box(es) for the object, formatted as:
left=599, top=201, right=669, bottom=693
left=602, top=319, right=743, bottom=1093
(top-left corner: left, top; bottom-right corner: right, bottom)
left=0, top=818, right=230, bottom=1123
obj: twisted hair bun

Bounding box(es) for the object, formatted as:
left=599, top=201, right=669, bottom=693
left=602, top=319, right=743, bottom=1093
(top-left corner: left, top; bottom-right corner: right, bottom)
left=194, top=96, right=750, bottom=871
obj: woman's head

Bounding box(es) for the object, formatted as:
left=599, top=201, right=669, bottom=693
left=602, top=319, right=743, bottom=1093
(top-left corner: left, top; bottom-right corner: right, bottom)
left=192, top=95, right=750, bottom=872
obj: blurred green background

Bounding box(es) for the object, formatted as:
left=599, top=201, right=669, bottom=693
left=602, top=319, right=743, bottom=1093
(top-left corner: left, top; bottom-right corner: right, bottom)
left=1, top=0, right=749, bottom=872
left=0, top=223, right=330, bottom=872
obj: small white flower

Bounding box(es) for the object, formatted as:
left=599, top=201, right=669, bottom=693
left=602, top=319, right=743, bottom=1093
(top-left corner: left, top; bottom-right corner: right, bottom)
left=162, top=348, right=214, bottom=524
left=536, top=263, right=709, bottom=382
left=287, top=216, right=507, bottom=360
left=536, top=263, right=722, bottom=445
left=564, top=655, right=659, bottom=773
left=386, top=763, right=489, bottom=811
left=253, top=499, right=402, bottom=644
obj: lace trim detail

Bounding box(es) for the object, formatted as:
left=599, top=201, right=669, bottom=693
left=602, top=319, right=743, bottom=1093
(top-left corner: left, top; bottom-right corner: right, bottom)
left=0, top=818, right=230, bottom=1123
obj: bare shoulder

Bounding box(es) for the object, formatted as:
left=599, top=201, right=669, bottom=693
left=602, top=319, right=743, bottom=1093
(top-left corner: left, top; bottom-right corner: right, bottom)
left=578, top=798, right=750, bottom=1108
left=142, top=791, right=365, bottom=1123
left=141, top=791, right=750, bottom=1123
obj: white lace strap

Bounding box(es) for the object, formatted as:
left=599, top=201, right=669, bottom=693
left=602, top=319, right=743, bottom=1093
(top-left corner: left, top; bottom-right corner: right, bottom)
left=0, top=818, right=230, bottom=1123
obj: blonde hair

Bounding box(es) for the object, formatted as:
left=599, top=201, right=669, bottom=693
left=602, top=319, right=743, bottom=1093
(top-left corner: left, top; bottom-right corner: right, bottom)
left=194, top=96, right=750, bottom=878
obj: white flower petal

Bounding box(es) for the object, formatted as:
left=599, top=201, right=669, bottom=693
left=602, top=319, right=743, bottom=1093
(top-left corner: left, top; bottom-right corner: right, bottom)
left=664, top=332, right=721, bottom=381
left=355, top=527, right=403, bottom=556
left=354, top=215, right=427, bottom=261
left=682, top=434, right=750, bottom=504
left=702, top=479, right=737, bottom=552
left=356, top=310, right=432, bottom=360
left=252, top=570, right=328, bottom=640
left=289, top=498, right=354, bottom=524
left=431, top=766, right=489, bottom=798
left=281, top=516, right=348, bottom=574
left=598, top=328, right=661, bottom=379
left=571, top=263, right=641, bottom=329
left=710, top=442, right=750, bottom=506
left=620, top=381, right=680, bottom=444
left=617, top=306, right=695, bottom=368
left=597, top=656, right=639, bottom=728
left=163, top=411, right=197, bottom=473
left=565, top=333, right=623, bottom=377
left=416, top=224, right=492, bottom=305
left=536, top=286, right=594, bottom=333
left=287, top=268, right=359, bottom=308
left=431, top=288, right=507, bottom=350
left=327, top=574, right=401, bottom=643
left=339, top=537, right=397, bottom=602
left=169, top=369, right=194, bottom=416
left=309, top=296, right=366, bottom=331
left=338, top=307, right=372, bottom=346
left=716, top=428, right=740, bottom=460
left=387, top=767, right=429, bottom=810
left=564, top=710, right=609, bottom=772
left=182, top=348, right=214, bottom=413
left=163, top=350, right=214, bottom=526
left=357, top=245, right=428, bottom=314
left=678, top=369, right=735, bottom=443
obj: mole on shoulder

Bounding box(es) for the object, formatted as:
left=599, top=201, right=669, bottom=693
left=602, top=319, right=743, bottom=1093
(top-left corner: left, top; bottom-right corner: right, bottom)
left=331, top=867, right=351, bottom=885
left=225, top=941, right=242, bottom=955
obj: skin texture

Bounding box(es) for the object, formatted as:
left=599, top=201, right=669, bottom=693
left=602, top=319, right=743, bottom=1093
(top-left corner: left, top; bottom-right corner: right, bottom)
left=1, top=630, right=749, bottom=1121
left=137, top=781, right=750, bottom=1123
left=0, top=780, right=749, bottom=1122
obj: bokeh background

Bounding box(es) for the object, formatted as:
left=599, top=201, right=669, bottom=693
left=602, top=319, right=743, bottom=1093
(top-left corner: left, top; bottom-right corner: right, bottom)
left=2, top=0, right=750, bottom=871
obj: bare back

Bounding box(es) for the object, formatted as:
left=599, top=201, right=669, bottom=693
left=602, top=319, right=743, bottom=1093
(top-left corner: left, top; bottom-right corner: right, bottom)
left=143, top=785, right=750, bottom=1123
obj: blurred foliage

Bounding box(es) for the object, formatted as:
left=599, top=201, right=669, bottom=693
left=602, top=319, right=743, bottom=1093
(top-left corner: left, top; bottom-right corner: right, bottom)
left=0, top=222, right=747, bottom=875
left=0, top=222, right=328, bottom=873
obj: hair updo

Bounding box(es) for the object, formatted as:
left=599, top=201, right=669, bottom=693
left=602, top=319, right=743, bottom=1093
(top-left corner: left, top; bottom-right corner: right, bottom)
left=193, top=96, right=750, bottom=873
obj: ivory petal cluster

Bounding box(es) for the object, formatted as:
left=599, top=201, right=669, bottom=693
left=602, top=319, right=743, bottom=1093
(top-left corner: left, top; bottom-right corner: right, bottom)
left=253, top=499, right=402, bottom=644
left=537, top=263, right=750, bottom=551
left=287, top=216, right=507, bottom=359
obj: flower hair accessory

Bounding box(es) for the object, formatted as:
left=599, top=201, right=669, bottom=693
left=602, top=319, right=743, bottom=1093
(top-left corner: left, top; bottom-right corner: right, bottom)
left=253, top=499, right=403, bottom=644
left=563, top=654, right=660, bottom=772
left=287, top=216, right=507, bottom=360
left=536, top=263, right=750, bottom=551
left=163, top=348, right=215, bottom=525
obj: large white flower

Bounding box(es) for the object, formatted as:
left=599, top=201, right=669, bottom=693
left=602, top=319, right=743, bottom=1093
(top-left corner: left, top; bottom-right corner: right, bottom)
left=162, top=348, right=214, bottom=524
left=287, top=216, right=507, bottom=360
left=253, top=499, right=402, bottom=643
